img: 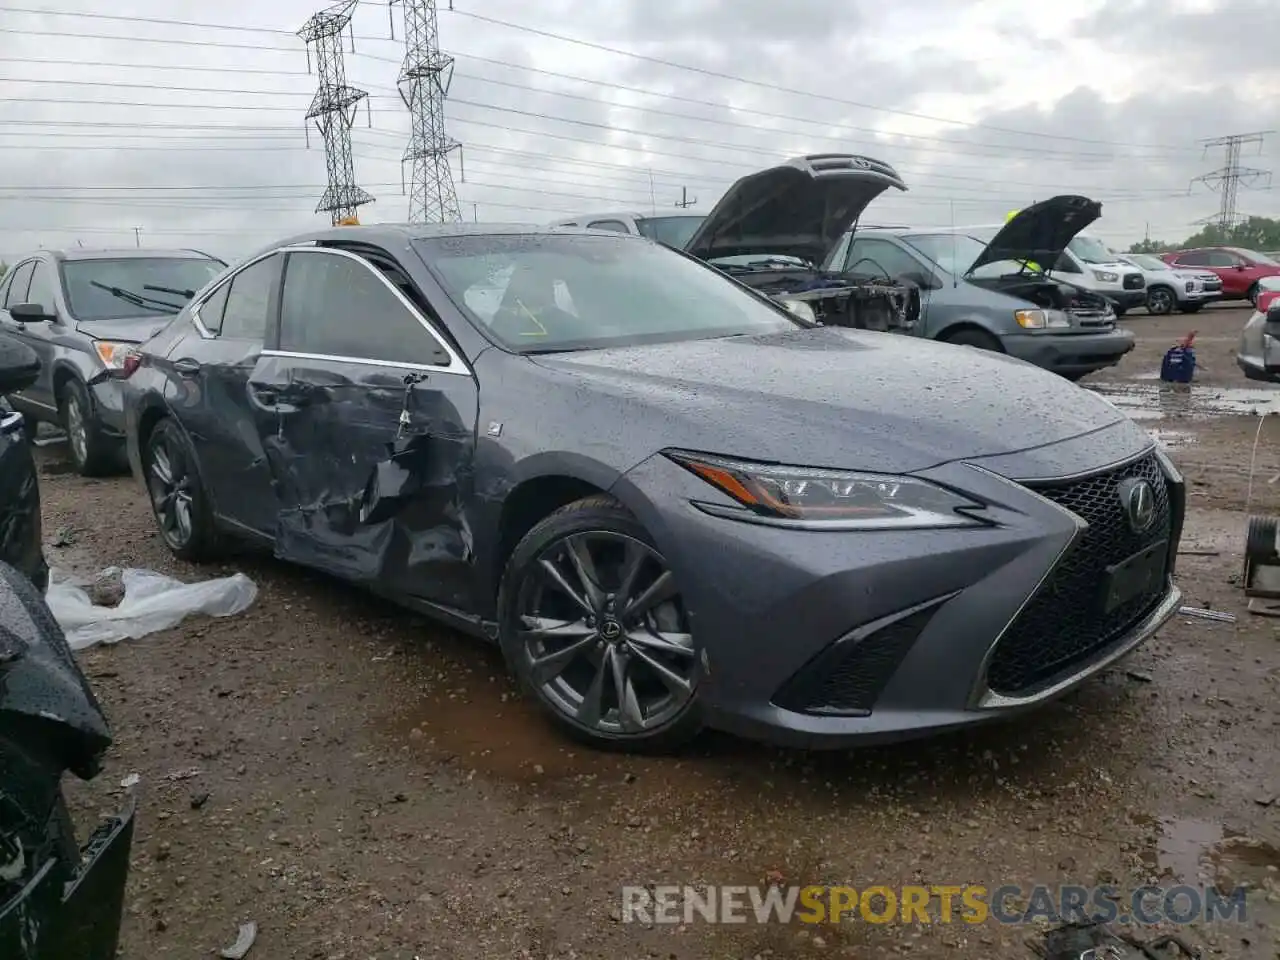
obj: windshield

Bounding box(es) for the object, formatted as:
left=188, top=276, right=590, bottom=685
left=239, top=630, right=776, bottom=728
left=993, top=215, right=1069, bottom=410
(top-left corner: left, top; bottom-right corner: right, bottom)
left=1128, top=254, right=1169, bottom=271
left=416, top=233, right=801, bottom=354
left=634, top=215, right=705, bottom=248
left=1066, top=235, right=1117, bottom=264
left=900, top=233, right=993, bottom=275
left=61, top=257, right=224, bottom=321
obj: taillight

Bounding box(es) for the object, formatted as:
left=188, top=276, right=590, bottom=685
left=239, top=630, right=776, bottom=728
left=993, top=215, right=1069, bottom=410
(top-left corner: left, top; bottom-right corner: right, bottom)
left=120, top=352, right=143, bottom=379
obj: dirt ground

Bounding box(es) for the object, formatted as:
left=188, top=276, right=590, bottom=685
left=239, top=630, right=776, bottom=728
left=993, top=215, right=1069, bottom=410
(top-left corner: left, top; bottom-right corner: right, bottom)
left=41, top=301, right=1280, bottom=960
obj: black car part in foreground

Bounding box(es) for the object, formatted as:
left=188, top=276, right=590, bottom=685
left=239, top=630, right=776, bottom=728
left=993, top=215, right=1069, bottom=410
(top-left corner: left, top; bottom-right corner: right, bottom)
left=0, top=336, right=46, bottom=591
left=0, top=560, right=135, bottom=959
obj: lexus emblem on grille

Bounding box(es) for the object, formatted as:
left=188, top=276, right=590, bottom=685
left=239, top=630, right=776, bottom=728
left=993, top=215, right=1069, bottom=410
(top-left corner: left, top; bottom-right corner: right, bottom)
left=1118, top=477, right=1156, bottom=533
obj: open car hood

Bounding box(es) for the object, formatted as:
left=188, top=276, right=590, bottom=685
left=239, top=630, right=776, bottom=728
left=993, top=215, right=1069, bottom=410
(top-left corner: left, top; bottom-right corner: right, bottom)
left=683, top=154, right=908, bottom=265
left=967, top=195, right=1102, bottom=274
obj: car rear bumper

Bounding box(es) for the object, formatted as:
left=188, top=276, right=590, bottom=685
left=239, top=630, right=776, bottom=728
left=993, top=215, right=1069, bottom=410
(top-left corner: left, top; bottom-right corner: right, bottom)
left=617, top=444, right=1185, bottom=749
left=1001, top=327, right=1135, bottom=376
left=0, top=796, right=135, bottom=960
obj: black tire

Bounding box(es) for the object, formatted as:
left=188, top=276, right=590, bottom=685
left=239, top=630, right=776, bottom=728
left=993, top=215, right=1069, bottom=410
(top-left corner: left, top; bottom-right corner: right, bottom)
left=58, top=378, right=117, bottom=477
left=497, top=494, right=703, bottom=753
left=143, top=417, right=221, bottom=561
left=1179, top=302, right=1204, bottom=314
left=1146, top=286, right=1176, bottom=316
left=1245, top=515, right=1278, bottom=562
left=1248, top=283, right=1261, bottom=308
left=1114, top=305, right=1128, bottom=318
left=941, top=327, right=1003, bottom=352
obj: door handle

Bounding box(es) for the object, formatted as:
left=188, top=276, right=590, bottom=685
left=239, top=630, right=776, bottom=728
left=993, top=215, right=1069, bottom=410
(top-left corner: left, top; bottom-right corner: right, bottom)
left=173, top=357, right=201, bottom=377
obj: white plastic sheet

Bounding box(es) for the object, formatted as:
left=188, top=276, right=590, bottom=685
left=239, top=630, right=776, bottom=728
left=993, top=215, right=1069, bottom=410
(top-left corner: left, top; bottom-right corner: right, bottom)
left=46, top=566, right=258, bottom=650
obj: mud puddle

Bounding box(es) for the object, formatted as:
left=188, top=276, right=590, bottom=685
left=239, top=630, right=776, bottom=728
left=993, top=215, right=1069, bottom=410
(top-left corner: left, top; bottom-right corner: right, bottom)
left=1089, top=382, right=1280, bottom=421
left=1136, top=815, right=1280, bottom=891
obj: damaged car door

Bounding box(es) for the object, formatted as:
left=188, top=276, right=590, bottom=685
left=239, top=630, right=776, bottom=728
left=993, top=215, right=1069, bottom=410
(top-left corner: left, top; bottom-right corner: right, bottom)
left=168, top=252, right=285, bottom=537
left=250, top=246, right=479, bottom=607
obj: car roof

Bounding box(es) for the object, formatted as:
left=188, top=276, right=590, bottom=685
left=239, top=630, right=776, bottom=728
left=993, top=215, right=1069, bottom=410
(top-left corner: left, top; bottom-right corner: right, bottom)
left=15, top=248, right=222, bottom=263
left=240, top=222, right=644, bottom=262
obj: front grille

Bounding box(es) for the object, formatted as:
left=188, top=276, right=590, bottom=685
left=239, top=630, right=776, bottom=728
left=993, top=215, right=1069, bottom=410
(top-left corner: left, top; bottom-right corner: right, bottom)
left=773, top=605, right=939, bottom=716
left=1123, top=274, right=1145, bottom=290
left=985, top=452, right=1174, bottom=696
left=1203, top=279, right=1223, bottom=291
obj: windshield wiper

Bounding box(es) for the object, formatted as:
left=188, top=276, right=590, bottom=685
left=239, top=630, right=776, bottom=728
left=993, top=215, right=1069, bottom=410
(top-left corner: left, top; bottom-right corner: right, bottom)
left=89, top=280, right=182, bottom=313
left=143, top=283, right=198, bottom=299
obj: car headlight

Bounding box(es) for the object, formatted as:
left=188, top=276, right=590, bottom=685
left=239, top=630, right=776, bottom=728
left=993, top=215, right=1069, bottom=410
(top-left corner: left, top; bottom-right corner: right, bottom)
left=1013, top=309, right=1070, bottom=329
left=665, top=451, right=989, bottom=530
left=1186, top=280, right=1195, bottom=293
left=93, top=341, right=136, bottom=369
left=780, top=299, right=816, bottom=323
left=1092, top=270, right=1119, bottom=283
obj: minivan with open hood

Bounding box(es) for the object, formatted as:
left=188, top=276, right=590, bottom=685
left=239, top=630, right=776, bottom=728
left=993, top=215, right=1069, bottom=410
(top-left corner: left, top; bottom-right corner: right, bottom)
left=819, top=196, right=1136, bottom=380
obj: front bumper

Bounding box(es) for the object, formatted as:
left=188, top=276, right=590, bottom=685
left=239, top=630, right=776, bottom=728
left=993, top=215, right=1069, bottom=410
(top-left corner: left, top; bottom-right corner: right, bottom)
left=0, top=797, right=135, bottom=960
left=615, top=443, right=1184, bottom=749
left=84, top=374, right=128, bottom=438
left=1001, top=327, right=1135, bottom=376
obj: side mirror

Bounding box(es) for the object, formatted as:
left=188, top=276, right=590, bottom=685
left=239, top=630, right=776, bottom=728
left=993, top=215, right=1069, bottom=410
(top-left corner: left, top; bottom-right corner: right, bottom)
left=9, top=302, right=53, bottom=323
left=0, top=338, right=40, bottom=394
left=1235, top=263, right=1248, bottom=271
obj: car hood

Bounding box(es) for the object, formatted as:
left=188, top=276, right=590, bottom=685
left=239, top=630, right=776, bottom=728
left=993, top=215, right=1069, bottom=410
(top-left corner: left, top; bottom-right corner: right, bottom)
left=683, top=154, right=908, bottom=265
left=533, top=326, right=1132, bottom=475
left=75, top=315, right=176, bottom=343
left=968, top=195, right=1102, bottom=274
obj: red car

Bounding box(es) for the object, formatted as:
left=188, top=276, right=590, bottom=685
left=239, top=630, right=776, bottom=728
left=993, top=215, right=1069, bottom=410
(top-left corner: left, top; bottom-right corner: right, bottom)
left=1160, top=246, right=1280, bottom=305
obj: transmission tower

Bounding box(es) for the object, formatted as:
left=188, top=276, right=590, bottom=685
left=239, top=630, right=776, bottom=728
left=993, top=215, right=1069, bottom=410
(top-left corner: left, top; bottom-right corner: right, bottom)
left=299, top=0, right=375, bottom=224
left=1190, top=131, right=1272, bottom=232
left=388, top=0, right=462, bottom=223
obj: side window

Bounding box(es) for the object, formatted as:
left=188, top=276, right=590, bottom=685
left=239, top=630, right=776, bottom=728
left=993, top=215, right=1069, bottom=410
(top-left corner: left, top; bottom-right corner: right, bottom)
left=587, top=220, right=630, bottom=233
left=216, top=254, right=281, bottom=340
left=3, top=262, right=35, bottom=308
left=278, top=251, right=452, bottom=367
left=1206, top=251, right=1237, bottom=268
left=196, top=282, right=231, bottom=335
left=26, top=261, right=57, bottom=311
left=845, top=240, right=926, bottom=280
left=1176, top=250, right=1209, bottom=266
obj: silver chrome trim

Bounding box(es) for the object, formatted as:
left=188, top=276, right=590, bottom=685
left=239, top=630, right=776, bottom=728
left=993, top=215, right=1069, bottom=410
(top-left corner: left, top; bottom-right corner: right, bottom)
left=259, top=349, right=467, bottom=375
left=273, top=245, right=471, bottom=375
left=976, top=582, right=1181, bottom=709
left=963, top=462, right=1088, bottom=709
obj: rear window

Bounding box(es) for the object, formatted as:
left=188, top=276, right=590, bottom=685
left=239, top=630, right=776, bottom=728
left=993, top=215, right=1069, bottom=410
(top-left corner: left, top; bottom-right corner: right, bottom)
left=61, top=257, right=225, bottom=321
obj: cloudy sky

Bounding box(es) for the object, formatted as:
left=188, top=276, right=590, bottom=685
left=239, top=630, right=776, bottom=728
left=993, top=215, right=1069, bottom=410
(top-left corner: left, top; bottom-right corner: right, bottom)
left=2, top=0, right=1277, bottom=263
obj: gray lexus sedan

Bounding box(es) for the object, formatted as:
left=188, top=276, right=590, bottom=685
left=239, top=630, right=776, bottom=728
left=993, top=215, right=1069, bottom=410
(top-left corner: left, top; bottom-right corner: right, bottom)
left=119, top=223, right=1185, bottom=752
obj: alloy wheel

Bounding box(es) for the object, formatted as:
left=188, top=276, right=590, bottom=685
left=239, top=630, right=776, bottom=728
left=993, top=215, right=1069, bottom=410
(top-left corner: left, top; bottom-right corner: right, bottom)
left=146, top=434, right=195, bottom=549
left=65, top=394, right=87, bottom=466
left=515, top=531, right=698, bottom=736
left=1147, top=288, right=1173, bottom=315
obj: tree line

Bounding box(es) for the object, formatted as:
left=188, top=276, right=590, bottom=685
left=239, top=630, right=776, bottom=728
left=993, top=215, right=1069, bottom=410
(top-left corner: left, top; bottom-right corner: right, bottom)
left=1128, top=216, right=1280, bottom=255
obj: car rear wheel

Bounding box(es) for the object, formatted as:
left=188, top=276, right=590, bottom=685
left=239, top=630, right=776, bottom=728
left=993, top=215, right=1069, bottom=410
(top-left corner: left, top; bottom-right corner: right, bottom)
left=59, top=378, right=117, bottom=477
left=498, top=494, right=703, bottom=753
left=941, top=328, right=1003, bottom=352
left=144, top=418, right=220, bottom=561
left=1146, top=286, right=1175, bottom=316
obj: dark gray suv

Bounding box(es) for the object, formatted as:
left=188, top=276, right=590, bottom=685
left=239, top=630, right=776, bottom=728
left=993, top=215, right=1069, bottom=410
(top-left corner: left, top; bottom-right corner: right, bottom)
left=0, top=249, right=225, bottom=475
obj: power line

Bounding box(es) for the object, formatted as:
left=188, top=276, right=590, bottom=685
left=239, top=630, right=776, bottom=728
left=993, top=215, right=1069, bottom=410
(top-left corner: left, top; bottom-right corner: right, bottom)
left=1190, top=131, right=1273, bottom=231
left=1, top=6, right=1199, bottom=151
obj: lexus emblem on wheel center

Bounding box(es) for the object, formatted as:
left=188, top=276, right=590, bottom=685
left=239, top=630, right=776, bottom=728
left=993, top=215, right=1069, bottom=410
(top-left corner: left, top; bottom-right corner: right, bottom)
left=1118, top=477, right=1157, bottom=533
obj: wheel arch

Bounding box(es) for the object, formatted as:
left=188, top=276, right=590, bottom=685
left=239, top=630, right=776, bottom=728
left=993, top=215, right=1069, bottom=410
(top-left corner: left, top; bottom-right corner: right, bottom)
left=935, top=321, right=1006, bottom=351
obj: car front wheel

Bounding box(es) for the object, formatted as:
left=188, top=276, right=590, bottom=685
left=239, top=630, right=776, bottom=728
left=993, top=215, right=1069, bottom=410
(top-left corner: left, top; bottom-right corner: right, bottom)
left=1146, top=286, right=1175, bottom=316
left=498, top=494, right=703, bottom=753
left=144, top=418, right=220, bottom=561
left=59, top=379, right=117, bottom=476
